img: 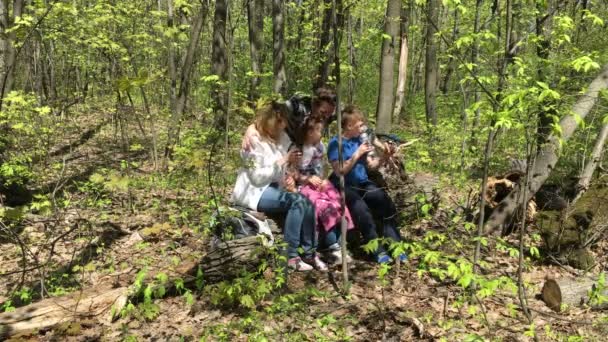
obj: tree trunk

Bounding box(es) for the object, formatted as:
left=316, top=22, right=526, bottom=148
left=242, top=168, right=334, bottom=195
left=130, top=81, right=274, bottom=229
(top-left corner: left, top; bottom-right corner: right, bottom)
left=440, top=8, right=458, bottom=94
left=346, top=8, right=355, bottom=104
left=392, top=33, right=408, bottom=124
left=272, top=0, right=286, bottom=95
left=166, top=0, right=177, bottom=113
left=314, top=0, right=332, bottom=90
left=424, top=0, right=439, bottom=127
left=165, top=2, right=207, bottom=157
left=375, top=0, right=400, bottom=134
left=484, top=64, right=608, bottom=234
left=211, top=0, right=229, bottom=129
left=0, top=0, right=24, bottom=111
left=574, top=122, right=608, bottom=201
left=535, top=0, right=554, bottom=148
left=247, top=0, right=264, bottom=102
left=469, top=0, right=483, bottom=145
left=542, top=276, right=608, bottom=312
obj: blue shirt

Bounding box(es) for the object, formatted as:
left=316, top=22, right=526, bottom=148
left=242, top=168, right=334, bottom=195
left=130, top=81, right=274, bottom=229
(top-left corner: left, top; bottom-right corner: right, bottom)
left=327, top=136, right=368, bottom=186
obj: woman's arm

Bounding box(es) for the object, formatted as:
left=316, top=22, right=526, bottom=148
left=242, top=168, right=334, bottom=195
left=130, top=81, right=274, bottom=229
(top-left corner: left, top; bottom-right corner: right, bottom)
left=245, top=141, right=291, bottom=187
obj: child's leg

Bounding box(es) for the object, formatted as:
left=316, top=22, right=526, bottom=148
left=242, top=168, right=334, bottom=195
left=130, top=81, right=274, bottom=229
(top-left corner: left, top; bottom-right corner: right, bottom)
left=343, top=185, right=389, bottom=257
left=319, top=225, right=340, bottom=250
left=360, top=182, right=402, bottom=242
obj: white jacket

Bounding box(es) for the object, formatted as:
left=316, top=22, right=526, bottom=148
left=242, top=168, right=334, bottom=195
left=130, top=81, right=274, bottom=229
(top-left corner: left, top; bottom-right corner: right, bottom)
left=231, top=131, right=292, bottom=210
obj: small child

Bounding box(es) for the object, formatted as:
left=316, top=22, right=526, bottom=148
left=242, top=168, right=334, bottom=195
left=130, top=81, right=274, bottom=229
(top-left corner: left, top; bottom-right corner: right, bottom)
left=292, top=118, right=354, bottom=264
left=326, top=105, right=406, bottom=264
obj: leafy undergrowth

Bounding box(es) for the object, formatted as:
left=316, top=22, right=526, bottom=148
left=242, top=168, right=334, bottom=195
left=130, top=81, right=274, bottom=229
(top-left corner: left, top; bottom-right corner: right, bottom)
left=2, top=115, right=608, bottom=342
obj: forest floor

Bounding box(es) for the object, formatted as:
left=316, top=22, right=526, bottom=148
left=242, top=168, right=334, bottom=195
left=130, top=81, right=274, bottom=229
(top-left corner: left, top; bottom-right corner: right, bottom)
left=1, top=114, right=608, bottom=341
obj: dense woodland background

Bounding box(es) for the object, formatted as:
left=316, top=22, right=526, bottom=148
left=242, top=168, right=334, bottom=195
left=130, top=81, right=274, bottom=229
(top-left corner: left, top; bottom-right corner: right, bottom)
left=1, top=0, right=608, bottom=340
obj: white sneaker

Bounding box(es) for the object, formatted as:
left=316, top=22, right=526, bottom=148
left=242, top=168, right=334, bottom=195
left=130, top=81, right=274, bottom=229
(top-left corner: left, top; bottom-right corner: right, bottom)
left=327, top=249, right=353, bottom=265
left=303, top=254, right=328, bottom=272
left=288, top=257, right=313, bottom=271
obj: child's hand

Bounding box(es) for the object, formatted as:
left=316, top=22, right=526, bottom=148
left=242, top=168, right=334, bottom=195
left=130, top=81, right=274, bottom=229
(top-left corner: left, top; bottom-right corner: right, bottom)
left=320, top=179, right=331, bottom=190
left=308, top=175, right=323, bottom=188
left=355, top=143, right=374, bottom=160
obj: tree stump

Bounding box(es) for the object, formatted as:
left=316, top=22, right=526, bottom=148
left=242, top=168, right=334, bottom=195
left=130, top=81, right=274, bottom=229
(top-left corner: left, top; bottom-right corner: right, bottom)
left=541, top=276, right=608, bottom=311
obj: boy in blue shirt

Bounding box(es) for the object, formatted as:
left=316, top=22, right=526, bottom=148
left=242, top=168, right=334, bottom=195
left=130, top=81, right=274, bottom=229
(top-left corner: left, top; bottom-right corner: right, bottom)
left=327, top=105, right=405, bottom=263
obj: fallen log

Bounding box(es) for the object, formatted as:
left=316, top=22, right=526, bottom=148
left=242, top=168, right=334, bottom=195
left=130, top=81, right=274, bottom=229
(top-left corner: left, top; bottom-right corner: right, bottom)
left=0, top=282, right=128, bottom=338
left=541, top=276, right=608, bottom=312
left=0, top=233, right=272, bottom=338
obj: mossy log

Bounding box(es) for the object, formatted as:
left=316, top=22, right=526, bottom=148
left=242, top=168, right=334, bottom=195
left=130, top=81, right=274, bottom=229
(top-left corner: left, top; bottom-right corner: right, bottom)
left=538, top=179, right=608, bottom=269
left=541, top=276, right=608, bottom=311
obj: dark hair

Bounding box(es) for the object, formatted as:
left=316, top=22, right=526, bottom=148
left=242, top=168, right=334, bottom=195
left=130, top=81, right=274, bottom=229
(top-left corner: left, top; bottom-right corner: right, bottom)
left=296, top=117, right=324, bottom=145
left=341, top=105, right=364, bottom=129
left=311, top=87, right=336, bottom=109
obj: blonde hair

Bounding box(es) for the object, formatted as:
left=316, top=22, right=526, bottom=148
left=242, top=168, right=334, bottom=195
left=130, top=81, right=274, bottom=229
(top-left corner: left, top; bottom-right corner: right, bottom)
left=255, top=101, right=289, bottom=142
left=341, top=105, right=365, bottom=129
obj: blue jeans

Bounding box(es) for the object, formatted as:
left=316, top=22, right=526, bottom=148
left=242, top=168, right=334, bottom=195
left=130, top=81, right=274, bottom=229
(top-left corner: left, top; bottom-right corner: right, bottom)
left=257, top=184, right=316, bottom=258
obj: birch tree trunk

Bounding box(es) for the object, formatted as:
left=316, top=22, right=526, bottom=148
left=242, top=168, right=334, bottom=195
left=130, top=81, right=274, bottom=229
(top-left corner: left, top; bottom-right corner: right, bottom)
left=247, top=0, right=264, bottom=102
left=392, top=33, right=408, bottom=123
left=484, top=64, right=608, bottom=234
left=424, top=0, right=439, bottom=127
left=573, top=122, right=608, bottom=202
left=375, top=0, right=400, bottom=134
left=272, top=0, right=286, bottom=95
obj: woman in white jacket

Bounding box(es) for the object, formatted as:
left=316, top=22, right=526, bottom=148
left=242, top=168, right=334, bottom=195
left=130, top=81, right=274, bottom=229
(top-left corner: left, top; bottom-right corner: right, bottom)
left=232, top=101, right=327, bottom=272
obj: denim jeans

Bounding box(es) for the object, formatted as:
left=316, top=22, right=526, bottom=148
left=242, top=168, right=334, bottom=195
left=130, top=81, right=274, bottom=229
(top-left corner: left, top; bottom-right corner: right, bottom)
left=330, top=176, right=402, bottom=255
left=257, top=184, right=316, bottom=258
left=319, top=225, right=341, bottom=250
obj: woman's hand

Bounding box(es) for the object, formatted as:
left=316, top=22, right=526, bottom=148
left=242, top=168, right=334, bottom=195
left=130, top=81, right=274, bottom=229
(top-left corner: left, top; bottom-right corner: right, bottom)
left=280, top=149, right=301, bottom=166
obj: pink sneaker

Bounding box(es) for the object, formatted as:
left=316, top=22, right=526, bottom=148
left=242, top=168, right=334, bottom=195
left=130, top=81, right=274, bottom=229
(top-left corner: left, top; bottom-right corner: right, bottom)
left=288, top=257, right=313, bottom=271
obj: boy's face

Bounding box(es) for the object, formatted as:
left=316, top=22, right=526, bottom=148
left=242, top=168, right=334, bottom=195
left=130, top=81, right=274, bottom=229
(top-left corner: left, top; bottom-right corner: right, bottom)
left=344, top=118, right=364, bottom=138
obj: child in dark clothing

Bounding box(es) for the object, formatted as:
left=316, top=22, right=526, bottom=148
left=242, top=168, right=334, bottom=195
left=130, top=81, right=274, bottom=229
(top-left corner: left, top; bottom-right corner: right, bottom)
left=326, top=105, right=406, bottom=263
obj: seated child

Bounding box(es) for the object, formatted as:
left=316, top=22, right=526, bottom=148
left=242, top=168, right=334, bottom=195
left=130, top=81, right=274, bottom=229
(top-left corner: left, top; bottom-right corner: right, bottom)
left=292, top=118, right=354, bottom=264
left=326, top=105, right=406, bottom=263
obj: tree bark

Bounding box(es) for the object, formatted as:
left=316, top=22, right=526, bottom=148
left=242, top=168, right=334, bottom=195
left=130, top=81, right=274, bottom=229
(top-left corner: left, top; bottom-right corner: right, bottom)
left=440, top=8, right=458, bottom=94
left=574, top=122, right=608, bottom=202
left=314, top=0, right=332, bottom=90
left=272, top=0, right=286, bottom=95
left=247, top=0, right=264, bottom=102
left=211, top=0, right=229, bottom=129
left=469, top=0, right=483, bottom=145
left=375, top=0, right=400, bottom=134
left=345, top=9, right=356, bottom=104
left=535, top=0, right=554, bottom=149
left=166, top=0, right=178, bottom=113
left=424, top=0, right=439, bottom=127
left=165, top=2, right=207, bottom=157
left=0, top=0, right=25, bottom=111
left=484, top=64, right=608, bottom=234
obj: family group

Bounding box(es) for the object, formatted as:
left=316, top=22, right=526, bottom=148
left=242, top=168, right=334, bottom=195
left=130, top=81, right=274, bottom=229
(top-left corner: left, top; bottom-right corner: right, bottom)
left=231, top=88, right=406, bottom=271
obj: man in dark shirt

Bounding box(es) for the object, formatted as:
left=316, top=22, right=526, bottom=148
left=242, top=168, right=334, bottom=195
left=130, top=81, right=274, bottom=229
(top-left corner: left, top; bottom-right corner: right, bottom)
left=241, top=87, right=337, bottom=150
